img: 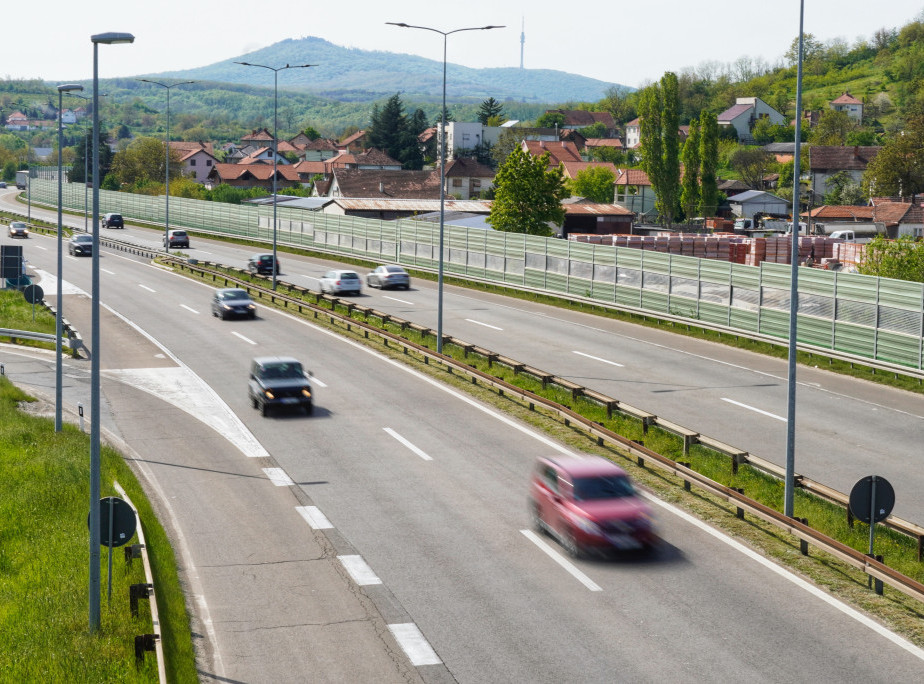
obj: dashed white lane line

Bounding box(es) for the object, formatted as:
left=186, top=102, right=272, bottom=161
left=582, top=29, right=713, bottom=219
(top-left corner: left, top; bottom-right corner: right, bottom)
left=388, top=623, right=442, bottom=666
left=102, top=268, right=116, bottom=275
left=384, top=427, right=432, bottom=461
left=263, top=468, right=294, bottom=486
left=465, top=318, right=503, bottom=331
left=139, top=284, right=156, bottom=293
left=231, top=331, right=257, bottom=345
left=338, top=555, right=382, bottom=586
left=384, top=295, right=413, bottom=305
left=721, top=397, right=785, bottom=422
left=32, top=244, right=48, bottom=250
left=296, top=506, right=333, bottom=530
left=573, top=350, right=624, bottom=367
left=520, top=529, right=603, bottom=592
left=180, top=304, right=199, bottom=314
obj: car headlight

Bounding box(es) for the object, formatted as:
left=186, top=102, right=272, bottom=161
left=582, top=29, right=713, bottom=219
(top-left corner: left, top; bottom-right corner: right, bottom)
left=264, top=390, right=275, bottom=400
left=221, top=304, right=232, bottom=310
left=301, top=389, right=311, bottom=398
left=246, top=304, right=256, bottom=310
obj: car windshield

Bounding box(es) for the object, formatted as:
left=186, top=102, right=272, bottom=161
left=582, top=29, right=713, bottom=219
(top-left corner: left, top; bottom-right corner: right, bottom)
left=220, top=289, right=249, bottom=301
left=258, top=255, right=273, bottom=263
left=74, top=235, right=92, bottom=242
left=260, top=362, right=303, bottom=380
left=572, top=475, right=636, bottom=501
left=11, top=222, right=26, bottom=229
left=385, top=266, right=404, bottom=273
left=172, top=231, right=186, bottom=237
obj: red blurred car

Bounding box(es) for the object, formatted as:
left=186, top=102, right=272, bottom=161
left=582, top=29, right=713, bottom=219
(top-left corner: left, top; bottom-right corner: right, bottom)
left=529, top=455, right=655, bottom=557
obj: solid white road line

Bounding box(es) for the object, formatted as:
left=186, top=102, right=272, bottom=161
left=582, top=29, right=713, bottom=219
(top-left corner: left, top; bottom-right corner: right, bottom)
left=309, top=375, right=327, bottom=388
left=384, top=295, right=414, bottom=305
left=641, top=492, right=924, bottom=662
left=138, top=284, right=156, bottom=293
left=388, top=623, right=442, bottom=667
left=295, top=505, right=333, bottom=530
left=573, top=350, right=624, bottom=367
left=338, top=555, right=382, bottom=586
left=721, top=397, right=786, bottom=422
left=465, top=318, right=503, bottom=331
left=384, top=427, right=433, bottom=461
left=180, top=304, right=199, bottom=314
left=231, top=331, right=257, bottom=345
left=520, top=530, right=602, bottom=592
left=263, top=468, right=294, bottom=487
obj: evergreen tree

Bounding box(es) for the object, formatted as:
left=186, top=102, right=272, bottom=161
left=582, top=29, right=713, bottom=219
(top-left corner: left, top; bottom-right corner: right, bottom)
left=488, top=147, right=568, bottom=235
left=477, top=97, right=505, bottom=125
left=699, top=111, right=719, bottom=216
left=68, top=128, right=114, bottom=185
left=680, top=119, right=701, bottom=220
left=366, top=94, right=424, bottom=170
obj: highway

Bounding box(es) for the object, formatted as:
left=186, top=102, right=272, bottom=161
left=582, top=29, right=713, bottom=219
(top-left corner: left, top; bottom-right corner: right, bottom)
left=3, top=189, right=924, bottom=681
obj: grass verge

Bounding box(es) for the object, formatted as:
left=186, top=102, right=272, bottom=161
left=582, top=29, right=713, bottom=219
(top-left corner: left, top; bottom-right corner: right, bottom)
left=0, top=376, right=198, bottom=682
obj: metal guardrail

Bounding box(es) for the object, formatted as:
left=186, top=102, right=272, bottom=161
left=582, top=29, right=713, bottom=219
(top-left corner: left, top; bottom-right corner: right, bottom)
left=171, top=258, right=924, bottom=604
left=113, top=482, right=166, bottom=684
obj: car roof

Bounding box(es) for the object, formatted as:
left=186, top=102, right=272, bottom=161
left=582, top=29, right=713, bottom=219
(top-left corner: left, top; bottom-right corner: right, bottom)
left=216, top=287, right=249, bottom=295
left=252, top=355, right=301, bottom=366
left=538, top=455, right=627, bottom=478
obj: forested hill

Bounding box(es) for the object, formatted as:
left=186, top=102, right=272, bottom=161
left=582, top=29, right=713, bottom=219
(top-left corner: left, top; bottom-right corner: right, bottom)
left=145, top=36, right=625, bottom=104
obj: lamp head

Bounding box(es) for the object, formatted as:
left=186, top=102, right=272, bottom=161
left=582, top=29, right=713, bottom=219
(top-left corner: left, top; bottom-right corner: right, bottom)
left=91, top=32, right=135, bottom=45
left=57, top=84, right=84, bottom=93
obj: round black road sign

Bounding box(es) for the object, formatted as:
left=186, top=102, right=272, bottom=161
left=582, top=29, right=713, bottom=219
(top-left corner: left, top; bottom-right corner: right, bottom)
left=848, top=476, right=895, bottom=524
left=22, top=283, right=44, bottom=304
left=88, top=496, right=137, bottom=547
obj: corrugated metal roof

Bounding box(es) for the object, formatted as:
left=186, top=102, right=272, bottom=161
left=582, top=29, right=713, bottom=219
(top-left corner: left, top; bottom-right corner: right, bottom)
left=324, top=198, right=492, bottom=212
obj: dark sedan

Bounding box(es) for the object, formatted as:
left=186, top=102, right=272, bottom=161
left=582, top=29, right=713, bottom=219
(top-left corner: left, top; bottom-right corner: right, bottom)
left=211, top=288, right=257, bottom=320
left=68, top=234, right=93, bottom=256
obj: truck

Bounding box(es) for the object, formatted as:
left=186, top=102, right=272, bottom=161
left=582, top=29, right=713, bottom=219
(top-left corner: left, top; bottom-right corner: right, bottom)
left=733, top=217, right=793, bottom=233
left=15, top=169, right=31, bottom=190
left=811, top=222, right=885, bottom=241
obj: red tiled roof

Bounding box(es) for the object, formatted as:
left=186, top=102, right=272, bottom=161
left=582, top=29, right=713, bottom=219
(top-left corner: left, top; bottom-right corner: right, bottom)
left=242, top=128, right=274, bottom=142
left=546, top=110, right=616, bottom=128
left=831, top=92, right=862, bottom=105
left=521, top=140, right=583, bottom=165
left=169, top=140, right=214, bottom=156
left=354, top=148, right=401, bottom=166
left=209, top=163, right=300, bottom=182
left=339, top=129, right=366, bottom=147
left=583, top=138, right=623, bottom=148
left=615, top=168, right=651, bottom=186
left=810, top=145, right=881, bottom=171
left=559, top=161, right=618, bottom=179
left=805, top=205, right=874, bottom=219
left=332, top=169, right=440, bottom=199
left=443, top=157, right=495, bottom=178
left=293, top=160, right=327, bottom=176
left=563, top=203, right=633, bottom=216
left=304, top=138, right=339, bottom=151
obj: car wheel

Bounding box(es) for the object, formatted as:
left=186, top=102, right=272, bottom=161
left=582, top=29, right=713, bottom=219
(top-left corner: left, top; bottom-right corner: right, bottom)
left=530, top=501, right=544, bottom=534
left=305, top=402, right=313, bottom=416
left=251, top=395, right=258, bottom=409
left=249, top=312, right=256, bottom=320
left=260, top=401, right=269, bottom=417
left=219, top=310, right=226, bottom=320
left=561, top=528, right=582, bottom=559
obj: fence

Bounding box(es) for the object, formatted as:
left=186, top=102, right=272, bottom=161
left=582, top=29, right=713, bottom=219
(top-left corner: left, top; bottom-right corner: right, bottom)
left=27, top=172, right=924, bottom=372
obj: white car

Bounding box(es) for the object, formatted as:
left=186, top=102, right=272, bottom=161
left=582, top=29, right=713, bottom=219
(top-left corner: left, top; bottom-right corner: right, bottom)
left=318, top=269, right=362, bottom=296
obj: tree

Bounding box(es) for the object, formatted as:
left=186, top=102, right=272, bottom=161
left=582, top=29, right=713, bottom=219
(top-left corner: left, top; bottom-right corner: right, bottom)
left=639, top=72, right=681, bottom=226
left=568, top=166, right=616, bottom=203
left=535, top=111, right=565, bottom=129
left=785, top=33, right=824, bottom=67
left=859, top=235, right=924, bottom=282
left=487, top=147, right=567, bottom=235
left=491, top=128, right=522, bottom=167
left=822, top=170, right=865, bottom=205
left=477, top=97, right=505, bottom=125
left=109, top=136, right=182, bottom=190
left=301, top=126, right=321, bottom=140
left=68, top=128, right=114, bottom=184
left=680, top=119, right=701, bottom=220
left=730, top=147, right=775, bottom=189
left=811, top=110, right=853, bottom=145
left=366, top=94, right=423, bottom=170
left=862, top=116, right=924, bottom=197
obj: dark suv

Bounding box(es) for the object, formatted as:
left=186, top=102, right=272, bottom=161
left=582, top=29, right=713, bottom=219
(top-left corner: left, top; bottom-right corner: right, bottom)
left=102, top=213, right=124, bottom=229
left=248, top=356, right=313, bottom=417
left=248, top=253, right=279, bottom=275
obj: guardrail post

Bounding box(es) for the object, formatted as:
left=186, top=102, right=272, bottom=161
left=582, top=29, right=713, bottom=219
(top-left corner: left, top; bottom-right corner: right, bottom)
left=124, top=543, right=142, bottom=567
left=734, top=488, right=745, bottom=519
left=682, top=434, right=691, bottom=457
left=678, top=462, right=691, bottom=491
left=796, top=518, right=809, bottom=556
left=919, top=535, right=923, bottom=563
left=129, top=582, right=152, bottom=618
left=847, top=507, right=854, bottom=529
left=134, top=633, right=157, bottom=666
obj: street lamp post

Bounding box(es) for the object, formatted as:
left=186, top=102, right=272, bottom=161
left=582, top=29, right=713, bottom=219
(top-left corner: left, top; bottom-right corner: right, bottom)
left=138, top=79, right=195, bottom=253
left=234, top=61, right=316, bottom=290
left=89, top=31, right=134, bottom=633
left=386, top=22, right=503, bottom=353
left=56, top=83, right=84, bottom=433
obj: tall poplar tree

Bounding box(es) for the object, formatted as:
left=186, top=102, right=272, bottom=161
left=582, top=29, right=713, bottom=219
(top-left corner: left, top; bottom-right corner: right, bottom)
left=639, top=72, right=681, bottom=226
left=699, top=111, right=719, bottom=217
left=680, top=119, right=700, bottom=220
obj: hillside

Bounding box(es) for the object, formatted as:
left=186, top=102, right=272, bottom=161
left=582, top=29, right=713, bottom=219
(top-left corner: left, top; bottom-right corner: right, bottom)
left=145, top=36, right=624, bottom=104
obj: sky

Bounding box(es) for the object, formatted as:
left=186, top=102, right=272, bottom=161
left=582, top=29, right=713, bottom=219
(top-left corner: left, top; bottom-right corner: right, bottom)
left=4, top=1, right=923, bottom=89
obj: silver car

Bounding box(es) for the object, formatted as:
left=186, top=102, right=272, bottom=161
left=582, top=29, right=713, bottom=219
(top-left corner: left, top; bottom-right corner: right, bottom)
left=366, top=264, right=410, bottom=290
left=319, top=269, right=362, bottom=296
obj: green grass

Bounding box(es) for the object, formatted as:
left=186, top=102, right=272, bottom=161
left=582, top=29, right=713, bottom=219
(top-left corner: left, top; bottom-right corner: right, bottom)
left=0, top=291, right=58, bottom=352
left=0, top=377, right=198, bottom=682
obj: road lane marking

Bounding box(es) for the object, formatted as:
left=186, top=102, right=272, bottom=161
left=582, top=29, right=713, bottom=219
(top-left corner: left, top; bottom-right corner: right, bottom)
left=384, top=295, right=414, bottom=305
left=520, top=530, right=602, bottom=592
left=262, top=468, right=294, bottom=486
left=573, top=350, right=624, bottom=367
left=138, top=284, right=156, bottom=293
left=309, top=375, right=327, bottom=388
left=465, top=318, right=503, bottom=331
left=32, top=244, right=48, bottom=251
left=641, top=492, right=924, bottom=662
left=102, top=268, right=116, bottom=275
left=180, top=304, right=199, bottom=314
left=296, top=505, right=333, bottom=530
left=384, top=427, right=432, bottom=461
left=721, top=397, right=785, bottom=421
left=231, top=331, right=257, bottom=345
left=388, top=623, right=442, bottom=667
left=338, top=555, right=382, bottom=585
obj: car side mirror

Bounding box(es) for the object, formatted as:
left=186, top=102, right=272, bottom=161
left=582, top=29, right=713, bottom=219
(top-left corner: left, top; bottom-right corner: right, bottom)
left=307, top=370, right=313, bottom=378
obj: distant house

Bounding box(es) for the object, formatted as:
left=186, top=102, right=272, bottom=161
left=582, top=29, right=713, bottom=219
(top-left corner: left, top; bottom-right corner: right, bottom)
left=325, top=168, right=441, bottom=199
left=560, top=199, right=634, bottom=237
left=169, top=141, right=217, bottom=183
left=5, top=111, right=29, bottom=131
left=614, top=168, right=655, bottom=216
left=443, top=122, right=503, bottom=156
left=726, top=190, right=791, bottom=219
left=238, top=146, right=290, bottom=165
left=583, top=138, right=624, bottom=153
left=520, top=140, right=583, bottom=168
left=830, top=92, right=863, bottom=123
left=298, top=137, right=340, bottom=161
left=205, top=163, right=301, bottom=191
left=762, top=142, right=808, bottom=164
left=241, top=128, right=274, bottom=147
left=624, top=118, right=640, bottom=149
left=442, top=157, right=495, bottom=200
left=544, top=110, right=616, bottom=133
left=809, top=145, right=881, bottom=202
left=718, top=97, right=786, bottom=144
left=338, top=129, right=367, bottom=153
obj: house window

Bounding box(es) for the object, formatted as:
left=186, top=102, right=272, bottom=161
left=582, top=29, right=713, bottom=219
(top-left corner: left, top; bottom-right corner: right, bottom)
left=206, top=159, right=212, bottom=166
left=190, top=159, right=196, bottom=166
left=472, top=179, right=481, bottom=188
left=452, top=178, right=462, bottom=187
